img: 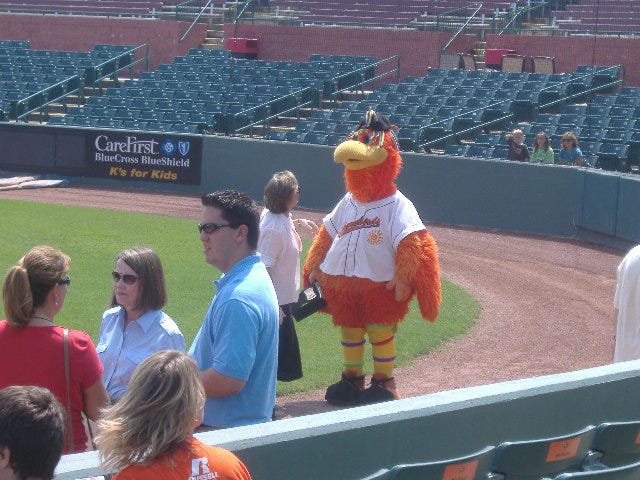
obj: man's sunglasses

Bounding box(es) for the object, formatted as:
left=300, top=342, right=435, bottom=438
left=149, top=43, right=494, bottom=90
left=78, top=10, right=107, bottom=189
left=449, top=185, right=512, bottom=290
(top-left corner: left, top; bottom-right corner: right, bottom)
left=198, top=222, right=237, bottom=234
left=57, top=276, right=71, bottom=286
left=112, top=272, right=139, bottom=285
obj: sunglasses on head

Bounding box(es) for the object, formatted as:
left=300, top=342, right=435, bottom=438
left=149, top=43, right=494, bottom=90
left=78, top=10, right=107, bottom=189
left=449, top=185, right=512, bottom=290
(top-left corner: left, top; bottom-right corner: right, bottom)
left=198, top=222, right=237, bottom=234
left=112, top=271, right=139, bottom=285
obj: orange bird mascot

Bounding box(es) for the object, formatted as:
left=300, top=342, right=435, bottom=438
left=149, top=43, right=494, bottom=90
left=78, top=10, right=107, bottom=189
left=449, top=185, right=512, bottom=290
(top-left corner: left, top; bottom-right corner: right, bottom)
left=303, top=109, right=442, bottom=406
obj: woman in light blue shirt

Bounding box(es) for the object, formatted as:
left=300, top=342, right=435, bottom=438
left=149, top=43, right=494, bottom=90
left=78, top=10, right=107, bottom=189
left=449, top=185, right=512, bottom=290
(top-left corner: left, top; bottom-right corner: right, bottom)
left=97, top=247, right=185, bottom=403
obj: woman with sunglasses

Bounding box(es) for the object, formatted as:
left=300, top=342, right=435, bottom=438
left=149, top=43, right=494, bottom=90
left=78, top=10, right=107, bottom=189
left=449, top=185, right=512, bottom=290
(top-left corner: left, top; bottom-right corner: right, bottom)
left=558, top=131, right=583, bottom=166
left=97, top=246, right=185, bottom=403
left=0, top=245, right=109, bottom=453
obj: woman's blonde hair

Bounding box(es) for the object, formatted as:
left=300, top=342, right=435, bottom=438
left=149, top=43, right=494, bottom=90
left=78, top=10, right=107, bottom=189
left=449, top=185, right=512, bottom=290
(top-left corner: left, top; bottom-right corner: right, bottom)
left=95, top=350, right=205, bottom=472
left=2, top=246, right=70, bottom=328
left=264, top=170, right=298, bottom=214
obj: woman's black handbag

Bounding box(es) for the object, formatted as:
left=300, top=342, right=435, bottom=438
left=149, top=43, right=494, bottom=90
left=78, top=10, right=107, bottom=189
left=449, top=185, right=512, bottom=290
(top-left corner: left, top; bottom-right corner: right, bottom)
left=292, top=282, right=327, bottom=321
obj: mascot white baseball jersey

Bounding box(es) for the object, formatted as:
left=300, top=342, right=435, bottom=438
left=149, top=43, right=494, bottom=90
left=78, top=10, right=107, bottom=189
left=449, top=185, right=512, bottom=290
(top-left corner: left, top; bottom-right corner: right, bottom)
left=320, top=190, right=426, bottom=282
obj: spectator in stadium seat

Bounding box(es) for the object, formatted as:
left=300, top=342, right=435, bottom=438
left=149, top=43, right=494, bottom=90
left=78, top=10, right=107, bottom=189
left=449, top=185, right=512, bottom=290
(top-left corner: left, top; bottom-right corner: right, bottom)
left=97, top=246, right=185, bottom=404
left=0, top=245, right=109, bottom=453
left=613, top=245, right=640, bottom=362
left=259, top=171, right=318, bottom=418
left=0, top=385, right=65, bottom=480
left=505, top=128, right=531, bottom=162
left=96, top=350, right=252, bottom=480
left=558, top=131, right=583, bottom=166
left=530, top=131, right=554, bottom=164
left=189, top=190, right=279, bottom=429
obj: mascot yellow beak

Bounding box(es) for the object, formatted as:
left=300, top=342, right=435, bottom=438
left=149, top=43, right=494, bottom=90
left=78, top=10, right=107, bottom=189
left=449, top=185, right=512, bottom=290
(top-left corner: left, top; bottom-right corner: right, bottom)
left=333, top=139, right=388, bottom=171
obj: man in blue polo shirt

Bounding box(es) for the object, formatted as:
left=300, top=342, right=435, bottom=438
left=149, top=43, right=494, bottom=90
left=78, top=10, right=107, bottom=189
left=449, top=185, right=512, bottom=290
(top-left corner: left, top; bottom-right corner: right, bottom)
left=189, top=189, right=279, bottom=429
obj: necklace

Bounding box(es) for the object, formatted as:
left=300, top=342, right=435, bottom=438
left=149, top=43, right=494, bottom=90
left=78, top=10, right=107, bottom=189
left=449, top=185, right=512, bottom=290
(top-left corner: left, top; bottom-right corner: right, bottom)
left=31, top=315, right=54, bottom=324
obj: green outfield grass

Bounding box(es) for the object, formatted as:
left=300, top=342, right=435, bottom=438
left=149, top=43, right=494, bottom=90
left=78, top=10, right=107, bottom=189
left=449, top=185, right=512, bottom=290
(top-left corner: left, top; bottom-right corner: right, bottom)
left=0, top=198, right=480, bottom=396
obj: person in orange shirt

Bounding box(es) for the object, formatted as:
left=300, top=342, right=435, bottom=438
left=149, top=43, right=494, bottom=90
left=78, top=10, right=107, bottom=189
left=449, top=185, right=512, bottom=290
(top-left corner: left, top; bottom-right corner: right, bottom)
left=95, top=350, right=252, bottom=480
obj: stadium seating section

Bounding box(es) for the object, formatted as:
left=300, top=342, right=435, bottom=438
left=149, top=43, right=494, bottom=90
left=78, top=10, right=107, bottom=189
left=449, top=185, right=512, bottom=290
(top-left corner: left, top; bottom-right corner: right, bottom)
left=0, top=40, right=136, bottom=119
left=47, top=49, right=378, bottom=135
left=1, top=35, right=638, bottom=173
left=552, top=0, right=640, bottom=33
left=359, top=421, right=640, bottom=480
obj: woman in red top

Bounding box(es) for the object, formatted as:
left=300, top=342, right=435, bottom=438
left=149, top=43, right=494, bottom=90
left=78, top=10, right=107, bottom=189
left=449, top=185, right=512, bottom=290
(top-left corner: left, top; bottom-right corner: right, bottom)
left=96, top=350, right=252, bottom=480
left=0, top=245, right=109, bottom=453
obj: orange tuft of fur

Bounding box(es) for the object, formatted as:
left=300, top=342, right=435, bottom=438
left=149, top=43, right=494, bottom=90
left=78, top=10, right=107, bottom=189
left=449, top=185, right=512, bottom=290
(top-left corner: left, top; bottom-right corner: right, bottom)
left=302, top=226, right=332, bottom=287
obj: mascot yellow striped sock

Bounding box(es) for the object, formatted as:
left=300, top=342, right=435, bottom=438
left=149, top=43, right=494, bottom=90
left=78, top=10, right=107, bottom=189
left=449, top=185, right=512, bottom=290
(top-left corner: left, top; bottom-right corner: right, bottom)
left=341, top=326, right=366, bottom=377
left=367, top=324, right=397, bottom=380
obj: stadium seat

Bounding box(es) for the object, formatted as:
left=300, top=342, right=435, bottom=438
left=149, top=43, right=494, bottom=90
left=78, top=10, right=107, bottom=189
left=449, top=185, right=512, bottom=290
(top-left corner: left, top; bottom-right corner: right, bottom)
left=360, top=469, right=391, bottom=480
left=501, top=55, right=525, bottom=73
left=602, top=129, right=631, bottom=144
left=596, top=142, right=629, bottom=172
left=385, top=445, right=495, bottom=480
left=553, top=461, right=640, bottom=480
left=462, top=53, right=478, bottom=71
left=491, top=425, right=597, bottom=480
left=532, top=56, right=556, bottom=74
left=438, top=53, right=462, bottom=70
left=397, top=127, right=424, bottom=152
left=467, top=145, right=492, bottom=158
left=444, top=144, right=470, bottom=156
left=474, top=133, right=502, bottom=147
left=265, top=129, right=288, bottom=141
left=586, top=420, right=640, bottom=468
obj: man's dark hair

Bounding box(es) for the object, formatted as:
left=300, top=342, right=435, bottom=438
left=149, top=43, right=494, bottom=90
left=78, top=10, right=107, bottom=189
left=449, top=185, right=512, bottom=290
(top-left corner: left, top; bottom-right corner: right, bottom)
left=201, top=190, right=260, bottom=250
left=0, top=386, right=65, bottom=480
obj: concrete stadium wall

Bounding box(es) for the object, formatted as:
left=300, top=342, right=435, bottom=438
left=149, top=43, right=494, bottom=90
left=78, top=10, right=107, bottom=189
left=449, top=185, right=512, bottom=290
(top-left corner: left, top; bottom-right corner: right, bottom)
left=1, top=124, right=638, bottom=249
left=224, top=24, right=477, bottom=81
left=54, top=360, right=640, bottom=480
left=229, top=24, right=640, bottom=86
left=0, top=14, right=206, bottom=72
left=0, top=16, right=639, bottom=85
left=488, top=34, right=640, bottom=87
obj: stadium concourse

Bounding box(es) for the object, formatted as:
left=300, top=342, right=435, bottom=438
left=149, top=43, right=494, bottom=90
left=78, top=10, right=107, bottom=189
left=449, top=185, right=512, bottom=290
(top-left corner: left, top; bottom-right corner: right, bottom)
left=0, top=185, right=624, bottom=417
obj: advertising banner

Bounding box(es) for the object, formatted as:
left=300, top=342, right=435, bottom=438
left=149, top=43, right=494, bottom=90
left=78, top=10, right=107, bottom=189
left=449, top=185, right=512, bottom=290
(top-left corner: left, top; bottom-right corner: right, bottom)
left=86, top=130, right=202, bottom=185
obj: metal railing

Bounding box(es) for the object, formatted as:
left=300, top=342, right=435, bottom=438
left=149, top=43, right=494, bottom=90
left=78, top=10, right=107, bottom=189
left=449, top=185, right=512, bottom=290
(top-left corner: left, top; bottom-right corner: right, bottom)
left=229, top=55, right=399, bottom=136
left=10, top=45, right=149, bottom=122
left=179, top=0, right=214, bottom=42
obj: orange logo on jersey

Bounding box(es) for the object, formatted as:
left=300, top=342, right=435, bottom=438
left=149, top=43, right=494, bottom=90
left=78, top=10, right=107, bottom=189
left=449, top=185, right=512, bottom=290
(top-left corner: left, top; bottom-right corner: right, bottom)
left=338, top=216, right=380, bottom=237
left=367, top=230, right=383, bottom=245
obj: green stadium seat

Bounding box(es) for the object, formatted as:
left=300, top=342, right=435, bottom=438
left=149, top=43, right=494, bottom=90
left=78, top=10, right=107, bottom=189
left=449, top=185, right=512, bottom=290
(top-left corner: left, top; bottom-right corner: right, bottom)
left=467, top=145, right=493, bottom=158
left=553, top=461, right=640, bottom=480
left=596, top=142, right=629, bottom=172
left=265, top=129, right=288, bottom=141
left=385, top=445, right=495, bottom=480
left=444, top=144, right=470, bottom=156
left=586, top=421, right=640, bottom=468
left=491, top=425, right=597, bottom=480
left=397, top=127, right=424, bottom=152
